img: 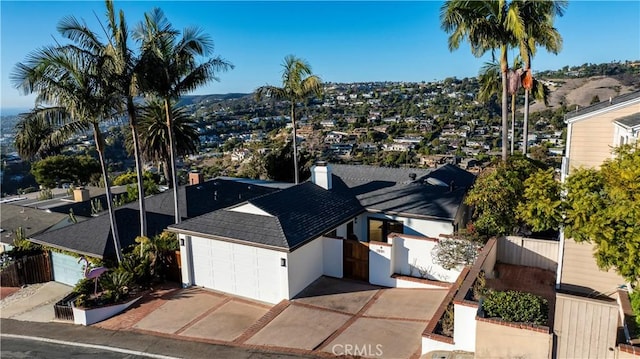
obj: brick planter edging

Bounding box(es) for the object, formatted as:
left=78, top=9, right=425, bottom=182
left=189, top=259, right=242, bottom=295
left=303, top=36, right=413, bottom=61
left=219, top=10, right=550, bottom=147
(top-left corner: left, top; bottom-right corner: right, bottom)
left=391, top=273, right=452, bottom=288
left=476, top=316, right=550, bottom=333
left=421, top=266, right=470, bottom=341
left=619, top=344, right=640, bottom=356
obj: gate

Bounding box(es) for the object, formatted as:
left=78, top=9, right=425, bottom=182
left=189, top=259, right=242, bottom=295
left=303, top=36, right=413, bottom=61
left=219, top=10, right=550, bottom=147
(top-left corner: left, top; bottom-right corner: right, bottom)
left=0, top=252, right=53, bottom=287
left=343, top=240, right=369, bottom=281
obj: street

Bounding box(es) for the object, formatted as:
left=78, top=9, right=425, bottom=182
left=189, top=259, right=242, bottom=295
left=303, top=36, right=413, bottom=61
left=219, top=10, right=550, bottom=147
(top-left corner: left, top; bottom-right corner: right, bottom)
left=1, top=336, right=161, bottom=359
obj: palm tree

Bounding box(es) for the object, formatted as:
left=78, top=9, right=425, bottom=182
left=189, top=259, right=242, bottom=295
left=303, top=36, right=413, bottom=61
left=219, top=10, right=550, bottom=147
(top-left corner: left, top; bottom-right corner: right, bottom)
left=134, top=8, right=233, bottom=224
left=441, top=0, right=525, bottom=161
left=12, top=45, right=124, bottom=262
left=516, top=0, right=565, bottom=155
left=137, top=99, right=199, bottom=184
left=14, top=109, right=67, bottom=160
left=255, top=55, right=322, bottom=184
left=478, top=59, right=523, bottom=155
left=57, top=0, right=150, bottom=237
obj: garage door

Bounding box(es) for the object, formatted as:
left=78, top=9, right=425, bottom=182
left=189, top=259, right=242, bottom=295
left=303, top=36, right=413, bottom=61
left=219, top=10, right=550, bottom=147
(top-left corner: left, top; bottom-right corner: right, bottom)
left=190, top=237, right=282, bottom=303
left=51, top=252, right=85, bottom=286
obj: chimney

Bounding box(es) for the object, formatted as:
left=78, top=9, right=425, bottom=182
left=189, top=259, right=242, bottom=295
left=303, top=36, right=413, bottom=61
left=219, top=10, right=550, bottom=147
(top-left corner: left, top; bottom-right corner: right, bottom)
left=188, top=171, right=203, bottom=185
left=311, top=161, right=332, bottom=190
left=73, top=187, right=90, bottom=202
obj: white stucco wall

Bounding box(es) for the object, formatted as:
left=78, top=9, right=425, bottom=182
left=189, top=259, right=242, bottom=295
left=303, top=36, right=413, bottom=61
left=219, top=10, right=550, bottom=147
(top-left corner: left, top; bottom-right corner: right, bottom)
left=453, top=303, right=477, bottom=352
left=288, top=238, right=324, bottom=298
left=322, top=236, right=343, bottom=278
left=421, top=337, right=457, bottom=354
left=392, top=236, right=461, bottom=283
left=366, top=212, right=455, bottom=239
left=179, top=234, right=193, bottom=286
left=227, top=203, right=273, bottom=216
left=369, top=242, right=396, bottom=287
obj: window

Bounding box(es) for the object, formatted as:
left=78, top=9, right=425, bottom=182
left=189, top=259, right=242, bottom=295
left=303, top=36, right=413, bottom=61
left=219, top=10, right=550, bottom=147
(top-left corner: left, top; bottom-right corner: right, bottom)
left=367, top=218, right=403, bottom=243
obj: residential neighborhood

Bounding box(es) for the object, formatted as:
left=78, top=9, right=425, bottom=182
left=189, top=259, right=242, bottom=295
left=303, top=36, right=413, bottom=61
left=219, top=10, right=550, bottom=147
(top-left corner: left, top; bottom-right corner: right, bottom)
left=1, top=0, right=640, bottom=358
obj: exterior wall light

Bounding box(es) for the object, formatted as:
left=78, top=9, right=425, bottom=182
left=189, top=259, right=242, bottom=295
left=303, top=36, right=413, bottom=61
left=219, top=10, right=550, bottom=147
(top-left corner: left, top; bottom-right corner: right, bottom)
left=280, top=258, right=286, bottom=267
left=180, top=238, right=185, bottom=246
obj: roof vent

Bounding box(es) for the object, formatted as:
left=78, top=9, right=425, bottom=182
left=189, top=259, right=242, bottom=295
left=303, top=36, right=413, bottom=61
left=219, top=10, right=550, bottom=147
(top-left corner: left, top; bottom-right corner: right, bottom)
left=409, top=173, right=417, bottom=181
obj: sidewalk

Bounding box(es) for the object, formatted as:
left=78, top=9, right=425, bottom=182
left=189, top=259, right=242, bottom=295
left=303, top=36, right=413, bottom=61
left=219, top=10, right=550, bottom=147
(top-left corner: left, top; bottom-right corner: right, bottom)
left=1, top=318, right=319, bottom=359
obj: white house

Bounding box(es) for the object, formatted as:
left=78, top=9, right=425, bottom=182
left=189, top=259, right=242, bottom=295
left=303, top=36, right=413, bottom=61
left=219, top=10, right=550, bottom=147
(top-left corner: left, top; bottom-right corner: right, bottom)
left=169, top=163, right=475, bottom=304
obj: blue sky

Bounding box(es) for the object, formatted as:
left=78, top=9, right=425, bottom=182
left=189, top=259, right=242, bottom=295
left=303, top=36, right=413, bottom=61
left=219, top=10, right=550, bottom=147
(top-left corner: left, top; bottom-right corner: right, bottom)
left=1, top=1, right=639, bottom=111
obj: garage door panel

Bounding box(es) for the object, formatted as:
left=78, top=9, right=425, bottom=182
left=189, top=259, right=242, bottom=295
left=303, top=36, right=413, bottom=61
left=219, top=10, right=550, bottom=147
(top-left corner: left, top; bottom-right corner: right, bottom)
left=51, top=252, right=85, bottom=286
left=189, top=236, right=282, bottom=303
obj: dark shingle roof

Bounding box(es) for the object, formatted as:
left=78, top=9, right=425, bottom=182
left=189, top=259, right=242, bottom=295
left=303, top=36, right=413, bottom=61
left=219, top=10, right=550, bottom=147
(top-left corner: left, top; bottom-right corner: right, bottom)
left=249, top=182, right=364, bottom=249
left=614, top=113, right=640, bottom=129
left=0, top=204, right=73, bottom=245
left=169, top=211, right=287, bottom=248
left=332, top=164, right=475, bottom=219
left=565, top=90, right=640, bottom=121
left=331, top=164, right=434, bottom=187
left=29, top=178, right=276, bottom=258
left=170, top=182, right=365, bottom=250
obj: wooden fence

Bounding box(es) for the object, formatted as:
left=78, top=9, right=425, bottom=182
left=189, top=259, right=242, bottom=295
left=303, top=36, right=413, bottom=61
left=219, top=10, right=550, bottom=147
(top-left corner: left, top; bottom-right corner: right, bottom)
left=54, top=292, right=77, bottom=321
left=0, top=252, right=53, bottom=287
left=497, top=236, right=558, bottom=272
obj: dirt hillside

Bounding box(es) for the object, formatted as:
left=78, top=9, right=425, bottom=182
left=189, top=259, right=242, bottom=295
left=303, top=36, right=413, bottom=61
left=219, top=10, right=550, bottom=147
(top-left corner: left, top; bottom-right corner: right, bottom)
left=529, top=76, right=638, bottom=113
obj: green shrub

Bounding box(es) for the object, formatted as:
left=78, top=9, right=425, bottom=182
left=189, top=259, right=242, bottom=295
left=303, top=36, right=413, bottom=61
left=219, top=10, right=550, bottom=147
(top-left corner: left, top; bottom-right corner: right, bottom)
left=73, top=278, right=97, bottom=296
left=630, top=291, right=640, bottom=336
left=482, top=290, right=548, bottom=325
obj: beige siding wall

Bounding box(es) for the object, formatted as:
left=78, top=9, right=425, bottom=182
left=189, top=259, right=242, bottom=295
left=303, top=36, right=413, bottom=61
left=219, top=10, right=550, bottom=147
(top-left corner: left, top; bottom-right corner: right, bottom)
left=554, top=293, right=618, bottom=359
left=568, top=105, right=640, bottom=173
left=560, top=238, right=626, bottom=297
left=475, top=320, right=552, bottom=359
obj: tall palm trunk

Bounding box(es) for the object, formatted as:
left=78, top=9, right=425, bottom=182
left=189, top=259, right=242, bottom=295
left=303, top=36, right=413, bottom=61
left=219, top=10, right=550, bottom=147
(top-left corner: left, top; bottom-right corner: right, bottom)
left=92, top=123, right=122, bottom=263
left=290, top=102, right=299, bottom=184
left=522, top=67, right=533, bottom=155
left=500, top=45, right=509, bottom=161
left=511, top=93, right=516, bottom=154
left=164, top=97, right=180, bottom=224
left=127, top=98, right=147, bottom=237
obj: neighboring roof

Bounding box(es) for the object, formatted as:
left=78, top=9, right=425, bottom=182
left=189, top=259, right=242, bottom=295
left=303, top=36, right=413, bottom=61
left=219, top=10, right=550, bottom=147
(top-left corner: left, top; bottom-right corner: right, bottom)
left=29, top=178, right=276, bottom=258
left=185, top=178, right=277, bottom=218
left=0, top=204, right=74, bottom=245
left=614, top=113, right=640, bottom=129
left=565, top=90, right=640, bottom=122
left=30, top=208, right=153, bottom=258
left=332, top=164, right=475, bottom=220
left=169, top=182, right=365, bottom=251
left=331, top=164, right=434, bottom=187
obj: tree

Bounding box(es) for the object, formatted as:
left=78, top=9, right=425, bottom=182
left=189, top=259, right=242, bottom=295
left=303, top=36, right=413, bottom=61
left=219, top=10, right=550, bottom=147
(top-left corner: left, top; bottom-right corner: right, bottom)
left=516, top=0, right=565, bottom=155
left=31, top=155, right=100, bottom=188
left=134, top=7, right=233, bottom=224
left=255, top=55, right=322, bottom=184
left=12, top=41, right=124, bottom=261
left=54, top=1, right=150, bottom=238
left=264, top=140, right=312, bottom=183
left=517, top=168, right=562, bottom=232
left=14, top=110, right=68, bottom=160
left=564, top=145, right=640, bottom=285
left=465, top=155, right=540, bottom=236
left=441, top=0, right=524, bottom=161
left=136, top=100, right=199, bottom=185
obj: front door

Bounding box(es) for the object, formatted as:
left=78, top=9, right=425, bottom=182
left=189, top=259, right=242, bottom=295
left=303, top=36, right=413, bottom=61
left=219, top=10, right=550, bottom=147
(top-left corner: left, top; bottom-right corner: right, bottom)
left=343, top=239, right=369, bottom=281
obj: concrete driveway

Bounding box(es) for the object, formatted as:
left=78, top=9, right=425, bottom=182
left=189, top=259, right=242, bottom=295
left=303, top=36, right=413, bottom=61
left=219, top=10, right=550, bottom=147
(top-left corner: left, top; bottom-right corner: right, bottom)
left=111, top=276, right=448, bottom=358
left=0, top=282, right=72, bottom=322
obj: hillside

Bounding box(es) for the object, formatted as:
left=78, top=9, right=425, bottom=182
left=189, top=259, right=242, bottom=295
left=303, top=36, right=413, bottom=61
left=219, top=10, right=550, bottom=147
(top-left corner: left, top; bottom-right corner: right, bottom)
left=529, top=76, right=639, bottom=113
